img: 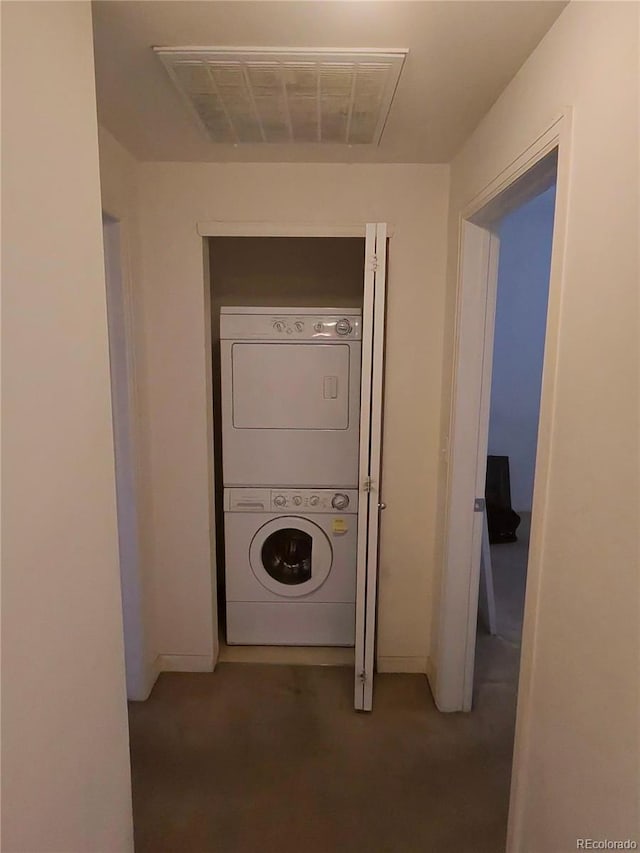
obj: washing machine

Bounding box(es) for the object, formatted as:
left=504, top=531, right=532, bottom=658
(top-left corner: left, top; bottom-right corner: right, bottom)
left=224, top=487, right=358, bottom=646
left=220, top=307, right=362, bottom=487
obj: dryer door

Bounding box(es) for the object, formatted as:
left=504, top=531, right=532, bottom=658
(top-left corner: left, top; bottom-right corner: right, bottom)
left=231, top=342, right=350, bottom=429
left=249, top=517, right=333, bottom=598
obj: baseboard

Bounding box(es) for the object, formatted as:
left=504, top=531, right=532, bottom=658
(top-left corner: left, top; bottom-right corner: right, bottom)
left=125, top=657, right=160, bottom=702
left=157, top=654, right=215, bottom=673
left=425, top=655, right=435, bottom=679
left=218, top=643, right=354, bottom=666
left=144, top=656, right=161, bottom=696
left=376, top=655, right=428, bottom=673
left=425, top=654, right=437, bottom=690
left=425, top=655, right=441, bottom=707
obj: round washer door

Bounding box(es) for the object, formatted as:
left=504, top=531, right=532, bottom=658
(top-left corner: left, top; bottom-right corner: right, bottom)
left=249, top=516, right=333, bottom=598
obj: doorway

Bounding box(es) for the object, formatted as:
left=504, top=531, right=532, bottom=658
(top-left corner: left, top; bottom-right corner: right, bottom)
left=433, top=123, right=569, bottom=717
left=208, top=236, right=365, bottom=666
left=202, top=225, right=388, bottom=711
left=474, top=183, right=556, bottom=707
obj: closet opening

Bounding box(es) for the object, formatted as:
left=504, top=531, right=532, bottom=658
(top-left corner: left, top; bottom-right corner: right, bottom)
left=208, top=236, right=366, bottom=668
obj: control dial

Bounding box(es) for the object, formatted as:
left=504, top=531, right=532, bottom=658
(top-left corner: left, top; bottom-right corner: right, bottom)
left=292, top=496, right=302, bottom=506
left=335, top=318, right=352, bottom=336
left=331, top=493, right=349, bottom=510
left=273, top=320, right=286, bottom=332
left=294, top=321, right=304, bottom=332
left=309, top=495, right=320, bottom=507
left=273, top=495, right=286, bottom=508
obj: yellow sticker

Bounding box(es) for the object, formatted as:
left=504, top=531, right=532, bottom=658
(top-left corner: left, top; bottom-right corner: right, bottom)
left=332, top=518, right=348, bottom=534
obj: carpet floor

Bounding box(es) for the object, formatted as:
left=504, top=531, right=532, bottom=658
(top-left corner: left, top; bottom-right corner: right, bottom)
left=129, top=521, right=529, bottom=853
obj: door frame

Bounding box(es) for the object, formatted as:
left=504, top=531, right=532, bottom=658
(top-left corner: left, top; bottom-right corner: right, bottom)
left=432, top=108, right=573, bottom=719
left=102, top=213, right=151, bottom=700
left=201, top=221, right=391, bottom=681
left=198, top=222, right=371, bottom=238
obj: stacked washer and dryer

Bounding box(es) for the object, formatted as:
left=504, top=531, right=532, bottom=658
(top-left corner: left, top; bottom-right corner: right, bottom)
left=220, top=306, right=362, bottom=646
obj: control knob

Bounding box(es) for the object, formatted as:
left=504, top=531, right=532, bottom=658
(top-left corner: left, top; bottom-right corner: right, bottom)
left=294, top=321, right=304, bottom=332
left=335, top=318, right=352, bottom=336
left=273, top=495, right=286, bottom=508
left=331, top=493, right=349, bottom=510
left=309, top=495, right=320, bottom=507
left=292, top=496, right=302, bottom=506
left=273, top=320, right=286, bottom=332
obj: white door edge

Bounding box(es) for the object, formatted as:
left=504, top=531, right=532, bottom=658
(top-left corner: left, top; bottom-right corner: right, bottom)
left=354, top=223, right=387, bottom=711
left=362, top=222, right=387, bottom=712
left=462, top=230, right=500, bottom=711
left=354, top=223, right=377, bottom=710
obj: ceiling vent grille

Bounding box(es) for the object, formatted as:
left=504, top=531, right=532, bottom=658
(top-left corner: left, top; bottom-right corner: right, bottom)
left=154, top=47, right=407, bottom=145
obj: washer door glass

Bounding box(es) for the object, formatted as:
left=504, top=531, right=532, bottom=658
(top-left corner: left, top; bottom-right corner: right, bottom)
left=249, top=517, right=332, bottom=598
left=262, top=528, right=312, bottom=585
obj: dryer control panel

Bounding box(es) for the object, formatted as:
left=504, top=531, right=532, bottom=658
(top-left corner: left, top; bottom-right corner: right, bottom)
left=221, top=311, right=362, bottom=340
left=224, top=488, right=358, bottom=514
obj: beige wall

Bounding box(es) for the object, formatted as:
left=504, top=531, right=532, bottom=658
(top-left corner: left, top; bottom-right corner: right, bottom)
left=434, top=3, right=639, bottom=849
left=210, top=236, right=365, bottom=309
left=134, top=163, right=449, bottom=671
left=2, top=3, right=133, bottom=850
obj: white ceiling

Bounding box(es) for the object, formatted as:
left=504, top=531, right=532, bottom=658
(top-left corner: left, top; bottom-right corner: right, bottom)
left=92, top=1, right=567, bottom=164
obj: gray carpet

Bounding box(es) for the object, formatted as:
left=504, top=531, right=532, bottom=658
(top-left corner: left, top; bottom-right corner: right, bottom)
left=129, top=522, right=529, bottom=853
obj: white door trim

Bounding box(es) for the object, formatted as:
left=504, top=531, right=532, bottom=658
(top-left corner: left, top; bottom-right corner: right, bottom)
left=432, top=106, right=573, bottom=848
left=198, top=221, right=365, bottom=238
left=435, top=114, right=573, bottom=694
left=198, top=221, right=395, bottom=238
left=505, top=110, right=573, bottom=853
left=462, top=113, right=566, bottom=221
left=202, top=236, right=220, bottom=668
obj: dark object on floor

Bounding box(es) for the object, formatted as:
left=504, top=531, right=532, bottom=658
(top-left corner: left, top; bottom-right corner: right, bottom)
left=486, top=504, right=521, bottom=544
left=486, top=455, right=521, bottom=544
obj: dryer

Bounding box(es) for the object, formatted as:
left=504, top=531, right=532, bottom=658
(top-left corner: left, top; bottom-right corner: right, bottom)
left=220, top=307, right=362, bottom=487
left=224, top=487, right=357, bottom=646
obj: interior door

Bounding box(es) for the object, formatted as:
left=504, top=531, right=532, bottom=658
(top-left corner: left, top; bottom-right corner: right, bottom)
left=354, top=223, right=387, bottom=711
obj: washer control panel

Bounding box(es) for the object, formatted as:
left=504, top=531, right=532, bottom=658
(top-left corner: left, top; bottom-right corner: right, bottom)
left=225, top=488, right=358, bottom=514
left=270, top=489, right=358, bottom=514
